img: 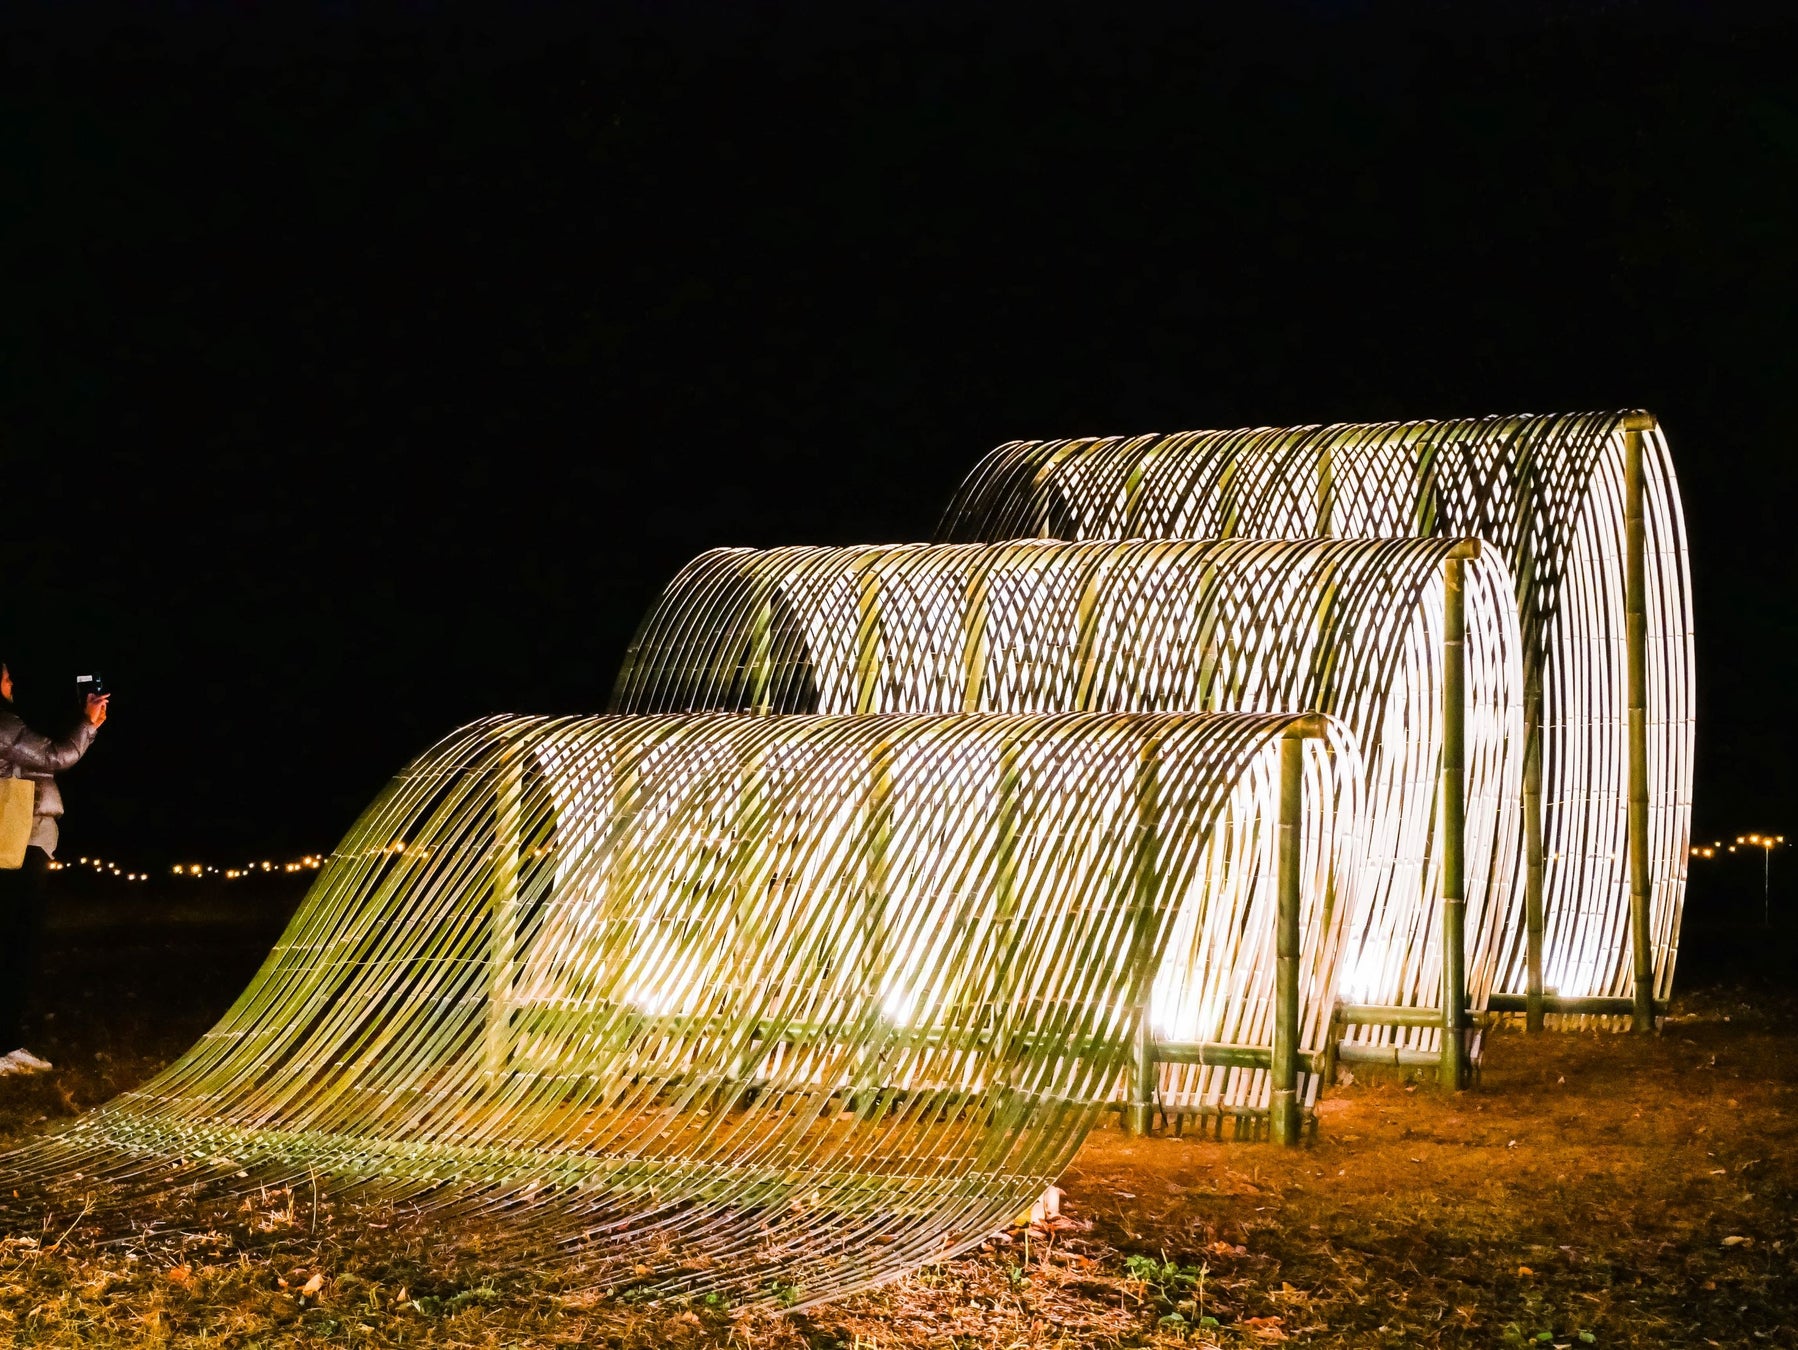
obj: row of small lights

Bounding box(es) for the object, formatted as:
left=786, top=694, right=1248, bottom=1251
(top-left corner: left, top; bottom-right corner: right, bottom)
left=1690, top=833, right=1784, bottom=859
left=58, top=834, right=1782, bottom=874
left=48, top=854, right=327, bottom=882
left=172, top=855, right=328, bottom=880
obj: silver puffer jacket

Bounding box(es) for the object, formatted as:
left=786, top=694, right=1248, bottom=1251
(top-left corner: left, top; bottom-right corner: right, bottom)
left=0, top=706, right=99, bottom=820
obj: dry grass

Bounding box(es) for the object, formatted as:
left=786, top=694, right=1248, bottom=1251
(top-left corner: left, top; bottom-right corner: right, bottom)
left=1, top=890, right=1794, bottom=1346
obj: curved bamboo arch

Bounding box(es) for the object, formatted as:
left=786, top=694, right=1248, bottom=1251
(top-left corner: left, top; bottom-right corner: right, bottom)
left=938, top=411, right=1693, bottom=1020
left=2, top=710, right=1362, bottom=1309
left=612, top=536, right=1522, bottom=1059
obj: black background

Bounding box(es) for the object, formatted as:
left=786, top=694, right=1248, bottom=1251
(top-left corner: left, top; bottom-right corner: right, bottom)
left=1, top=3, right=1793, bottom=891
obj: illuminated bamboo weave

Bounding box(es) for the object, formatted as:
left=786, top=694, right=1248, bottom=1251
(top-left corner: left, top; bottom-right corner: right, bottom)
left=612, top=536, right=1521, bottom=1070
left=939, top=411, right=1693, bottom=1023
left=1, top=710, right=1361, bottom=1308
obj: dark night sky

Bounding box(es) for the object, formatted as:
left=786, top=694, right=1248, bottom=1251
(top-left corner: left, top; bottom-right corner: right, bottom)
left=1, top=2, right=1794, bottom=868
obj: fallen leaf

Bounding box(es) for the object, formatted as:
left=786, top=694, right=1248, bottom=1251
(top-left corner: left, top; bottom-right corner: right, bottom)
left=300, top=1272, right=325, bottom=1296
left=1243, top=1314, right=1287, bottom=1340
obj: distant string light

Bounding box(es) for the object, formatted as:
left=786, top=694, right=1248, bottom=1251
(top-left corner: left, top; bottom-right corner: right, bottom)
left=1691, top=834, right=1785, bottom=927
left=46, top=853, right=327, bottom=882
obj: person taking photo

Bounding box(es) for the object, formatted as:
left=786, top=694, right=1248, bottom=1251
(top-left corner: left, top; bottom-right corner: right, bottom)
left=0, top=663, right=109, bottom=1076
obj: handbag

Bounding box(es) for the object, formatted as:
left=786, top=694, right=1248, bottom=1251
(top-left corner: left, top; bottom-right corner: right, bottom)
left=0, top=774, right=34, bottom=869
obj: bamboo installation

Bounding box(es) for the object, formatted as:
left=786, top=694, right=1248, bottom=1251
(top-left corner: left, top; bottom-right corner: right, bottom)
left=0, top=406, right=1692, bottom=1310
left=1, top=710, right=1361, bottom=1308
left=611, top=536, right=1520, bottom=1077
left=938, top=411, right=1693, bottom=1027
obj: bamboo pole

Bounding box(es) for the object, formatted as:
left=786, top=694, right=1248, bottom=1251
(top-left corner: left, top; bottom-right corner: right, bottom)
left=1073, top=560, right=1104, bottom=711
left=857, top=737, right=893, bottom=1104
left=1315, top=439, right=1334, bottom=535
left=1488, top=992, right=1667, bottom=1016
left=1271, top=729, right=1303, bottom=1145
left=855, top=565, right=881, bottom=715
left=1336, top=1003, right=1444, bottom=1029
left=1440, top=547, right=1472, bottom=1090
left=1624, top=412, right=1656, bottom=1032
left=1127, top=738, right=1161, bottom=1136
left=748, top=583, right=773, bottom=714
left=985, top=735, right=1023, bottom=1106
left=482, top=752, right=524, bottom=1077
left=1336, top=1042, right=1440, bottom=1069
left=1524, top=662, right=1545, bottom=1032
left=962, top=569, right=990, bottom=712
left=1152, top=1039, right=1327, bottom=1073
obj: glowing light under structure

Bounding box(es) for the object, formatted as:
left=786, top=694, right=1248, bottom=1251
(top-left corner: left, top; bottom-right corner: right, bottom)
left=0, top=710, right=1361, bottom=1309
left=938, top=411, right=1693, bottom=1024
left=613, top=536, right=1520, bottom=1066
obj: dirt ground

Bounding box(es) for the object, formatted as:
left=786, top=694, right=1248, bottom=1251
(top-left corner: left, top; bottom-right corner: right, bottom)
left=0, top=887, right=1793, bottom=1347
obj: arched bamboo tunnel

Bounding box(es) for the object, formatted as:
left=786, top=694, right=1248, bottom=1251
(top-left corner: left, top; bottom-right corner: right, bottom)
left=937, top=411, right=1694, bottom=1027
left=1, top=710, right=1363, bottom=1308
left=612, top=536, right=1521, bottom=1066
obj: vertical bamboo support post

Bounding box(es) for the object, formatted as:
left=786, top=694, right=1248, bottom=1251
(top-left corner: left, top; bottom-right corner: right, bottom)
left=1271, top=729, right=1304, bottom=1146
left=726, top=744, right=763, bottom=1100
left=748, top=582, right=773, bottom=714
left=857, top=737, right=893, bottom=1103
left=1126, top=737, right=1161, bottom=1136
left=1073, top=562, right=1104, bottom=711
left=962, top=569, right=989, bottom=712
left=1122, top=452, right=1152, bottom=535
left=1623, top=412, right=1656, bottom=1032
left=1524, top=662, right=1546, bottom=1033
left=483, top=751, right=524, bottom=1078
left=990, top=737, right=1021, bottom=1073
left=1315, top=440, right=1334, bottom=535
left=1440, top=546, right=1473, bottom=1091
left=855, top=566, right=881, bottom=715
left=1515, top=450, right=1547, bottom=1035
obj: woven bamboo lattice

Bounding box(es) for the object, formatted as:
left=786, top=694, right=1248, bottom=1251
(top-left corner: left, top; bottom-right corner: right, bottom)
left=938, top=411, right=1693, bottom=1015
left=612, top=536, right=1519, bottom=1068
left=1, top=710, right=1362, bottom=1308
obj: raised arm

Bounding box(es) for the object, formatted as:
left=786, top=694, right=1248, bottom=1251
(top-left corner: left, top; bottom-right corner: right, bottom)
left=0, top=697, right=106, bottom=774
